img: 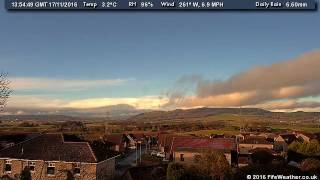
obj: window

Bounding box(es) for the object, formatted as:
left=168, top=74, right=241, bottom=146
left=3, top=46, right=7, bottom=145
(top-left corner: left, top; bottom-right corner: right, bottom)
left=28, top=161, right=36, bottom=172
left=73, top=163, right=80, bottom=175
left=5, top=160, right=12, bottom=173
left=180, top=154, right=184, bottom=161
left=47, top=162, right=55, bottom=175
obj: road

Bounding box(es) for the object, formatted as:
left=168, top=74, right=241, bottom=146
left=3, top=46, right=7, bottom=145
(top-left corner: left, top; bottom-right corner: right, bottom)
left=116, top=146, right=147, bottom=177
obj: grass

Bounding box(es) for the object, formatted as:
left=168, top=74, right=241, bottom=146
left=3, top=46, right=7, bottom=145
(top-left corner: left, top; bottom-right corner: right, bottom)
left=178, top=129, right=240, bottom=136
left=294, top=127, right=320, bottom=133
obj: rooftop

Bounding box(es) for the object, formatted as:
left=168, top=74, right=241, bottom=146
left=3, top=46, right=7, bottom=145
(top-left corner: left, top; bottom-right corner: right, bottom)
left=171, top=137, right=237, bottom=153
left=0, top=133, right=117, bottom=163
left=240, top=136, right=273, bottom=145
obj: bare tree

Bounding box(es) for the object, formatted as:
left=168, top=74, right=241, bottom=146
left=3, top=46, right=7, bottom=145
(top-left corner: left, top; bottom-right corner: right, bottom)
left=0, top=72, right=11, bottom=111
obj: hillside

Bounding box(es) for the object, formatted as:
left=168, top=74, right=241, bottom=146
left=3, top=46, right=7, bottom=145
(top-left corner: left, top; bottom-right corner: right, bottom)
left=127, top=107, right=272, bottom=122
left=1, top=104, right=149, bottom=119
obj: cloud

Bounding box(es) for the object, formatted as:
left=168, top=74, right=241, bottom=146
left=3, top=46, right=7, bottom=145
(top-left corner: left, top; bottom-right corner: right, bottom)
left=7, top=95, right=168, bottom=110
left=6, top=77, right=167, bottom=110
left=7, top=95, right=67, bottom=109
left=167, top=50, right=320, bottom=109
left=64, top=96, right=168, bottom=109
left=10, top=77, right=130, bottom=91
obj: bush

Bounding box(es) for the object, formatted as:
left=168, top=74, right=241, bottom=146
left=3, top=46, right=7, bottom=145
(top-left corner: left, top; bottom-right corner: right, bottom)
left=66, top=170, right=75, bottom=180
left=193, top=149, right=231, bottom=179
left=20, top=166, right=31, bottom=180
left=166, top=150, right=231, bottom=180
left=151, top=167, right=166, bottom=180
left=19, top=122, right=38, bottom=127
left=167, top=163, right=185, bottom=180
left=167, top=163, right=211, bottom=180
left=300, top=158, right=320, bottom=176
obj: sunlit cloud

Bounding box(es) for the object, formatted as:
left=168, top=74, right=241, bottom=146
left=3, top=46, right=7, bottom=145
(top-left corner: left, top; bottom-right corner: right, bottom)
left=65, top=96, right=168, bottom=109
left=7, top=95, right=168, bottom=110
left=166, top=50, right=320, bottom=111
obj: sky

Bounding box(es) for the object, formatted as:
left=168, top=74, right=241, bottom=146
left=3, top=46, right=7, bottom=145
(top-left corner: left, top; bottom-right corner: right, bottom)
left=0, top=2, right=320, bottom=112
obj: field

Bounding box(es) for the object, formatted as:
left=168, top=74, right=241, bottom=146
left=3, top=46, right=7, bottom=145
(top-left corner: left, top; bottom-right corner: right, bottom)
left=0, top=110, right=319, bottom=137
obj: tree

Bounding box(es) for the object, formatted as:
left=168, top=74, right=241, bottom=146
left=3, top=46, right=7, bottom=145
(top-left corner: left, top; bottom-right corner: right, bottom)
left=288, top=140, right=320, bottom=156
left=250, top=149, right=274, bottom=164
left=167, top=162, right=213, bottom=180
left=300, top=158, right=320, bottom=176
left=20, top=166, right=31, bottom=180
left=151, top=166, right=166, bottom=180
left=288, top=141, right=300, bottom=152
left=0, top=72, right=11, bottom=111
left=193, top=149, right=231, bottom=180
left=167, top=163, right=185, bottom=180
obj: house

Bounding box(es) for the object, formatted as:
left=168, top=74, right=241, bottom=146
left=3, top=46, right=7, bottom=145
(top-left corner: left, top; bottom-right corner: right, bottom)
left=124, top=133, right=147, bottom=148
left=0, top=133, right=40, bottom=150
left=104, top=134, right=128, bottom=152
left=0, top=133, right=118, bottom=180
left=209, top=133, right=225, bottom=139
left=157, top=134, right=176, bottom=159
left=238, top=136, right=273, bottom=154
left=235, top=133, right=249, bottom=142
left=314, top=133, right=320, bottom=142
left=258, top=133, right=277, bottom=143
left=295, top=132, right=315, bottom=142
left=238, top=156, right=250, bottom=167
left=127, top=133, right=156, bottom=149
left=170, top=137, right=237, bottom=165
left=238, top=147, right=278, bottom=167
left=236, top=133, right=264, bottom=142
left=274, top=134, right=297, bottom=152
left=128, top=133, right=145, bottom=142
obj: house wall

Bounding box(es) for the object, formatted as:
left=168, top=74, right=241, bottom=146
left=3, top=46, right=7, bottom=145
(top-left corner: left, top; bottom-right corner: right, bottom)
left=96, top=157, right=116, bottom=180
left=274, top=141, right=287, bottom=151
left=239, top=144, right=273, bottom=150
left=174, top=151, right=199, bottom=163
left=236, top=135, right=245, bottom=142
left=0, top=159, right=98, bottom=180
left=224, top=153, right=232, bottom=165
left=160, top=146, right=165, bottom=152
left=274, top=136, right=290, bottom=151
left=115, top=145, right=120, bottom=152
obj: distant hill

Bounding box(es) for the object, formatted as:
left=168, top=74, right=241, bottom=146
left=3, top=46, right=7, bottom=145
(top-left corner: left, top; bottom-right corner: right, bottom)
left=127, top=107, right=272, bottom=122
left=0, top=115, right=83, bottom=121
left=1, top=104, right=149, bottom=120
left=2, top=106, right=320, bottom=122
